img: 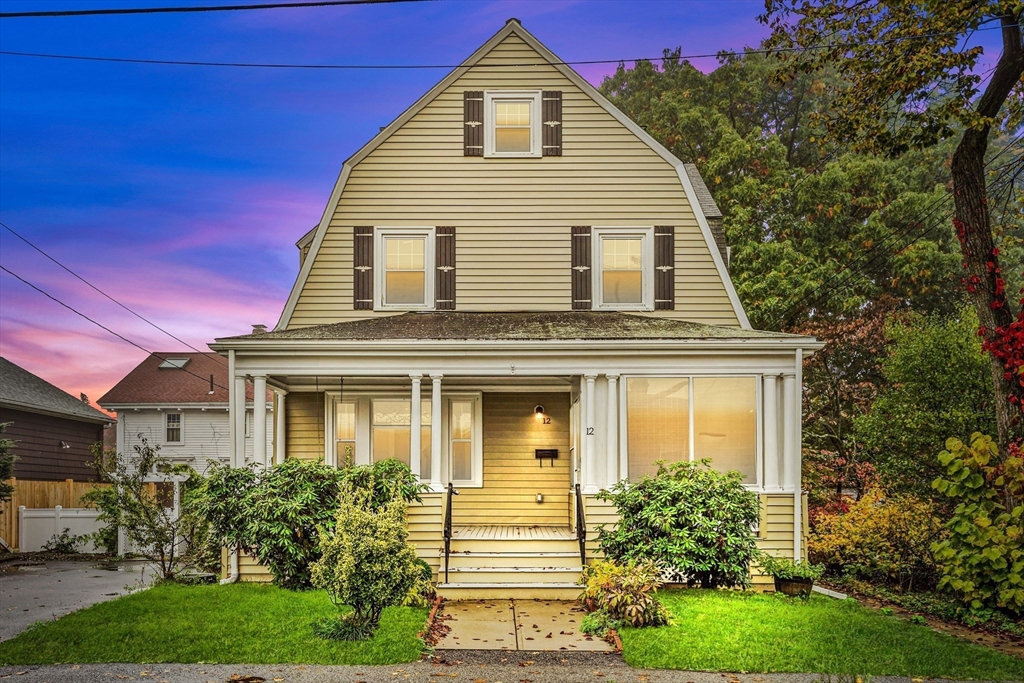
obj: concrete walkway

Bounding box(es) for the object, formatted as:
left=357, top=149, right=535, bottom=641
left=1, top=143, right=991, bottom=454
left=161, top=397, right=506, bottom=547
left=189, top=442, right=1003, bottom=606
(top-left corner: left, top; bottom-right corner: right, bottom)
left=437, top=599, right=613, bottom=651
left=0, top=559, right=156, bottom=641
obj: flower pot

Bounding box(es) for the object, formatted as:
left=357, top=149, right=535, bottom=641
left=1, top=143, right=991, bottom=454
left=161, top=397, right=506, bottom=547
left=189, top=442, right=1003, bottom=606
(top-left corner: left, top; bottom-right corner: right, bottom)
left=774, top=577, right=813, bottom=598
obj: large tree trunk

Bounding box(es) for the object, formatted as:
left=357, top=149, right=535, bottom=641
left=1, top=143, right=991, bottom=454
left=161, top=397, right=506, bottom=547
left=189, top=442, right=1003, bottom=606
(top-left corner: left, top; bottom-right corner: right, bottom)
left=949, top=13, right=1024, bottom=458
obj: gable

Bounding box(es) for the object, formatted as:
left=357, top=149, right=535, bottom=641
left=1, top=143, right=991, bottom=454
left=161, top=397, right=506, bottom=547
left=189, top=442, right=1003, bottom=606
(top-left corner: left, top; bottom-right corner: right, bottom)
left=280, top=22, right=749, bottom=331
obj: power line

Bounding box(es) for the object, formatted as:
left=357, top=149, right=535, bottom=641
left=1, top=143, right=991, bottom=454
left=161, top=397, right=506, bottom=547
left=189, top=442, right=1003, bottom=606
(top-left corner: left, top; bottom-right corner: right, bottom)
left=0, top=263, right=231, bottom=391
left=0, top=0, right=429, bottom=19
left=0, top=23, right=1016, bottom=70
left=0, top=220, right=227, bottom=367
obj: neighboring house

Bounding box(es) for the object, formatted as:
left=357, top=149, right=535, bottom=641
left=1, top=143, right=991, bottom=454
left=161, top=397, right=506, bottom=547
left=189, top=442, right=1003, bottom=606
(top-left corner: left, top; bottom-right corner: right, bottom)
left=211, top=20, right=824, bottom=597
left=0, top=356, right=113, bottom=482
left=98, top=352, right=273, bottom=475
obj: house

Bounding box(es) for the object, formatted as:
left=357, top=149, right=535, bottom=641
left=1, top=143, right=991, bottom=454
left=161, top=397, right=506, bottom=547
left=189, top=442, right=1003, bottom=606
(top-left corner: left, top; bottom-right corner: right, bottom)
left=210, top=19, right=823, bottom=597
left=0, top=356, right=113, bottom=482
left=98, top=352, right=274, bottom=475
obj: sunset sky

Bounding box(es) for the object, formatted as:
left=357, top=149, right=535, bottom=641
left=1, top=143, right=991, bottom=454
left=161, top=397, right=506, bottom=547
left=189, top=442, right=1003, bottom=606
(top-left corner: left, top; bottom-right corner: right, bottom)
left=0, top=0, right=1004, bottom=410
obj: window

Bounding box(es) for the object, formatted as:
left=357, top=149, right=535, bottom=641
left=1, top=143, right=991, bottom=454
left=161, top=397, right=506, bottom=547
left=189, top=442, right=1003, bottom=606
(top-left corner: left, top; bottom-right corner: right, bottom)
left=336, top=402, right=356, bottom=467
left=484, top=91, right=541, bottom=158
left=593, top=227, right=653, bottom=310
left=626, top=376, right=758, bottom=485
left=371, top=399, right=431, bottom=480
left=375, top=227, right=434, bottom=309
left=165, top=412, right=182, bottom=444
left=448, top=397, right=481, bottom=486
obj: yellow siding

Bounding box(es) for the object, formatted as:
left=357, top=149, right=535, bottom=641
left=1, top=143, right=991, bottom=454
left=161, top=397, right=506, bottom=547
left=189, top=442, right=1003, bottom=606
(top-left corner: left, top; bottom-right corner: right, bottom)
left=286, top=392, right=325, bottom=461
left=238, top=550, right=272, bottom=583
left=457, top=392, right=571, bottom=525
left=288, top=31, right=739, bottom=328
left=410, top=493, right=443, bottom=576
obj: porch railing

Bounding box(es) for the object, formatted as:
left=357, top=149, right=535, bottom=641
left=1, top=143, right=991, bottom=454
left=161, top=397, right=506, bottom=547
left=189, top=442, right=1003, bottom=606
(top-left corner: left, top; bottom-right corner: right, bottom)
left=574, top=483, right=587, bottom=567
left=443, top=482, right=459, bottom=583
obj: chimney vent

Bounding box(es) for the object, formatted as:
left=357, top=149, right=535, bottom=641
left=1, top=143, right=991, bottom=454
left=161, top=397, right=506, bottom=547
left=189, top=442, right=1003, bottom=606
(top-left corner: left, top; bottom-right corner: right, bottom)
left=252, top=324, right=267, bottom=335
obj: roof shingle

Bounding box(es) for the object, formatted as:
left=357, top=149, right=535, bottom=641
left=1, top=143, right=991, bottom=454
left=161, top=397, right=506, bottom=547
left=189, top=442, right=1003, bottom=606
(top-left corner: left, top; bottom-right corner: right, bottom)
left=0, top=357, right=113, bottom=423
left=98, top=352, right=271, bottom=407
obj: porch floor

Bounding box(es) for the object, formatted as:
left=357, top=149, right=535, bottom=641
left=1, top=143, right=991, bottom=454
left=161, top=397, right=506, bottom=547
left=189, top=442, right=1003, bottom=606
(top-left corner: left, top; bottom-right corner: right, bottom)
left=451, top=525, right=574, bottom=541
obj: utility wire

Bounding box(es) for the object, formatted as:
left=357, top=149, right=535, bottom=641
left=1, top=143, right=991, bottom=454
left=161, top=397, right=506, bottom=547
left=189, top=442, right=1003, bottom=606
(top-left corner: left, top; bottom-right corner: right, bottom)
left=0, top=220, right=228, bottom=367
left=0, top=23, right=1017, bottom=69
left=0, top=0, right=430, bottom=19
left=0, top=263, right=232, bottom=391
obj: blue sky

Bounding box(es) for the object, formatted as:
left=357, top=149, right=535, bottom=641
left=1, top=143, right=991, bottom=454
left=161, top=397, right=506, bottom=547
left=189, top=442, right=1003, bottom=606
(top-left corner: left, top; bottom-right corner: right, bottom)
left=0, top=0, right=1004, bottom=405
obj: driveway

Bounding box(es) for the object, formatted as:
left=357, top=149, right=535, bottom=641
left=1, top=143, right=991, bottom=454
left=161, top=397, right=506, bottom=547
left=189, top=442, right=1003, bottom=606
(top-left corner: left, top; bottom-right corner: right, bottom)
left=0, top=559, right=156, bottom=641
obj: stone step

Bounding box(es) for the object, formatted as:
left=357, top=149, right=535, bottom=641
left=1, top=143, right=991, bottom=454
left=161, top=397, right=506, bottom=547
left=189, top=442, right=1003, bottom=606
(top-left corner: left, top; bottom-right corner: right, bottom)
left=437, top=582, right=583, bottom=601
left=443, top=551, right=582, bottom=568
left=440, top=566, right=582, bottom=584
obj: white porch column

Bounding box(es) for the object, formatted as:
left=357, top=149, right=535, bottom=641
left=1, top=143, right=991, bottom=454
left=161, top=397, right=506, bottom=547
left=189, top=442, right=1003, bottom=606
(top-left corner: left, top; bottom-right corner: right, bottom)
left=253, top=375, right=267, bottom=468
left=781, top=374, right=797, bottom=490
left=430, top=374, right=442, bottom=489
left=275, top=390, right=287, bottom=465
left=763, top=375, right=780, bottom=491
left=227, top=350, right=237, bottom=468
left=583, top=374, right=598, bottom=493
left=794, top=348, right=804, bottom=562
left=605, top=374, right=619, bottom=488
left=410, top=374, right=422, bottom=481
left=233, top=375, right=247, bottom=468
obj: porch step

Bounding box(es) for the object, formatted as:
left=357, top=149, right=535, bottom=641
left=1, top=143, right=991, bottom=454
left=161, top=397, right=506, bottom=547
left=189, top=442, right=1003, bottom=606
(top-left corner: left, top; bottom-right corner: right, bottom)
left=440, top=566, right=582, bottom=584
left=445, top=551, right=581, bottom=568
left=437, top=582, right=582, bottom=601
left=448, top=537, right=581, bottom=555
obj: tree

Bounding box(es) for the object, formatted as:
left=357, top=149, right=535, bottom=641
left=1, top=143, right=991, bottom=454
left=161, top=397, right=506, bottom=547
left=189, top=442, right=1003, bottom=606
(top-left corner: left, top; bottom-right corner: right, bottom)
left=0, top=423, right=15, bottom=507
left=761, top=0, right=1024, bottom=455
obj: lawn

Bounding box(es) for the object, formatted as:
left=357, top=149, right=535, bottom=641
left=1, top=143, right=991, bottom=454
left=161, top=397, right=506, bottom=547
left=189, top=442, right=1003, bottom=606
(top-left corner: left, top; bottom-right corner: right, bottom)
left=0, top=582, right=429, bottom=665
left=619, top=589, right=1024, bottom=680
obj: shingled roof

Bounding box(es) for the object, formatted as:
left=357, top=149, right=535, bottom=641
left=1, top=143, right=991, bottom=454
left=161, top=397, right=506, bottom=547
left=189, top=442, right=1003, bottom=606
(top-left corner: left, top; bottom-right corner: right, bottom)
left=99, top=352, right=272, bottom=407
left=682, top=164, right=727, bottom=262
left=225, top=312, right=802, bottom=342
left=0, top=357, right=113, bottom=424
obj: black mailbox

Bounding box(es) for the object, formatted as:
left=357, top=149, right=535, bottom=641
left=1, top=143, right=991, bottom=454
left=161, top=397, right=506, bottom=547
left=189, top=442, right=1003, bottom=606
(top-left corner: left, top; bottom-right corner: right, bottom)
left=535, top=449, right=558, bottom=466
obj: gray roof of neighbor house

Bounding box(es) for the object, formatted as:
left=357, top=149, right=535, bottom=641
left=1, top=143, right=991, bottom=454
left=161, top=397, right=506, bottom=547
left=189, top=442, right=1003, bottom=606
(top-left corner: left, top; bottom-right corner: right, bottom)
left=222, top=312, right=805, bottom=342
left=682, top=163, right=727, bottom=260
left=0, top=357, right=113, bottom=424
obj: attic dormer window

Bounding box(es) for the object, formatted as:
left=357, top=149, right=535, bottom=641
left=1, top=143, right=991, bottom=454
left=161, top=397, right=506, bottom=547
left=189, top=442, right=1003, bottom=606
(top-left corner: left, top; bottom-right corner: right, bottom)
left=159, top=358, right=190, bottom=369
left=484, top=91, right=541, bottom=158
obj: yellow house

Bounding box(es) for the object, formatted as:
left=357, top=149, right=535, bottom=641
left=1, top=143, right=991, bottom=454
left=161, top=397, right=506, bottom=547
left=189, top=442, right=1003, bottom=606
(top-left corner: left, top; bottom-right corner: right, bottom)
left=210, top=19, right=823, bottom=599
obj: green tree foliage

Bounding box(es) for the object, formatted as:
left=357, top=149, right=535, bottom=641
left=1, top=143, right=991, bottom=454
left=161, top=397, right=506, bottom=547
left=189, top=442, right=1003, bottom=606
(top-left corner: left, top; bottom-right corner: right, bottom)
left=0, top=423, right=16, bottom=507
left=855, top=309, right=996, bottom=500
left=596, top=460, right=761, bottom=589
left=310, top=481, right=420, bottom=639
left=190, top=458, right=425, bottom=590
left=933, top=433, right=1024, bottom=613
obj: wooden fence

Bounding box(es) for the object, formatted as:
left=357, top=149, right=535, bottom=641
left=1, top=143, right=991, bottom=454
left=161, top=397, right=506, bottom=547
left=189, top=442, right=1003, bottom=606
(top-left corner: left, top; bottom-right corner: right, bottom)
left=0, top=478, right=111, bottom=551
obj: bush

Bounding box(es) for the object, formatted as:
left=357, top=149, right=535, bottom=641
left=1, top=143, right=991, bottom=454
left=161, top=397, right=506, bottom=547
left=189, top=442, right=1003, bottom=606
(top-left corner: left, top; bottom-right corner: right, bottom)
left=579, top=559, right=670, bottom=628
left=759, top=554, right=824, bottom=582
left=0, top=423, right=15, bottom=506
left=310, top=481, right=420, bottom=639
left=596, top=460, right=761, bottom=589
left=808, top=487, right=944, bottom=592
left=579, top=610, right=621, bottom=636
left=190, top=458, right=427, bottom=590
left=42, top=528, right=85, bottom=555
left=402, top=558, right=436, bottom=607
left=932, top=434, right=1024, bottom=614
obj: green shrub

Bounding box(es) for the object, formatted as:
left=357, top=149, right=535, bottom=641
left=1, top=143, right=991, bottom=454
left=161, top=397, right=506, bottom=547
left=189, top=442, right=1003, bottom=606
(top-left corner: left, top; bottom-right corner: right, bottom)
left=808, top=487, right=944, bottom=592
left=759, top=553, right=824, bottom=581
left=579, top=559, right=670, bottom=628
left=310, top=481, right=420, bottom=639
left=42, top=528, right=84, bottom=555
left=596, top=460, right=761, bottom=589
left=0, top=423, right=15, bottom=506
left=932, top=434, right=1024, bottom=614
left=190, top=458, right=427, bottom=590
left=402, top=558, right=436, bottom=607
left=579, top=610, right=621, bottom=636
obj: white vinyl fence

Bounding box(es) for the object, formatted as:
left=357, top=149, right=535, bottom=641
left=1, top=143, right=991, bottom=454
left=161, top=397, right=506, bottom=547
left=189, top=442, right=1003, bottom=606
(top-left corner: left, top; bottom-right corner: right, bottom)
left=18, top=506, right=103, bottom=553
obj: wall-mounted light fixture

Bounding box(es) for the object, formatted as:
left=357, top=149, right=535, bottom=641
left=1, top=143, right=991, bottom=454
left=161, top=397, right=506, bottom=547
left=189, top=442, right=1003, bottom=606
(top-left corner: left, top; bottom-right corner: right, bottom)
left=59, top=441, right=70, bottom=449
left=534, top=405, right=545, bottom=421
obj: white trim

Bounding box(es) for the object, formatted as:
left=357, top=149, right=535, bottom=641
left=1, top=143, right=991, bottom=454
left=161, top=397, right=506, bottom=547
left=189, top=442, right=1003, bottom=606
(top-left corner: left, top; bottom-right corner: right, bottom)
left=273, top=21, right=750, bottom=331
left=374, top=226, right=436, bottom=310
left=164, top=411, right=183, bottom=445
left=483, top=90, right=542, bottom=158
left=591, top=226, right=654, bottom=311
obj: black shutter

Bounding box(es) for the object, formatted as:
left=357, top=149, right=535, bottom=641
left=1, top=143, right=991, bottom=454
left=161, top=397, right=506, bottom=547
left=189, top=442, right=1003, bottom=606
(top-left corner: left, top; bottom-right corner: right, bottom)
left=353, top=226, right=373, bottom=310
left=464, top=91, right=483, bottom=156
left=571, top=226, right=592, bottom=310
left=542, top=91, right=562, bottom=156
left=654, top=226, right=675, bottom=310
left=436, top=226, right=456, bottom=310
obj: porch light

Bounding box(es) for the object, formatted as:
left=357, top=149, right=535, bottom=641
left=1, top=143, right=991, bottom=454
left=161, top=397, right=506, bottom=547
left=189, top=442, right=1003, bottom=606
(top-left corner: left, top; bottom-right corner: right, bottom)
left=534, top=405, right=545, bottom=421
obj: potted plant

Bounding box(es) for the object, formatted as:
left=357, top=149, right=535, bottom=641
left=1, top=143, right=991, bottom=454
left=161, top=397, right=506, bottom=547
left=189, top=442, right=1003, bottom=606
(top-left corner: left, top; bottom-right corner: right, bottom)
left=758, top=553, right=824, bottom=598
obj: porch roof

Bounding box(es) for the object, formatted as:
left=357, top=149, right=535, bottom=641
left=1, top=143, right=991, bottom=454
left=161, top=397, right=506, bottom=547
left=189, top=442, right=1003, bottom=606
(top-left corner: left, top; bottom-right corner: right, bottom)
left=223, top=312, right=806, bottom=342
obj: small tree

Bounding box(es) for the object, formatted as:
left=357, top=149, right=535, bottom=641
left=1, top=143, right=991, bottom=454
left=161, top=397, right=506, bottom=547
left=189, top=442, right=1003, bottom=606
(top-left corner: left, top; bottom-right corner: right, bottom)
left=0, top=423, right=16, bottom=507
left=310, top=482, right=420, bottom=640
left=596, top=460, right=761, bottom=589
left=82, top=437, right=195, bottom=579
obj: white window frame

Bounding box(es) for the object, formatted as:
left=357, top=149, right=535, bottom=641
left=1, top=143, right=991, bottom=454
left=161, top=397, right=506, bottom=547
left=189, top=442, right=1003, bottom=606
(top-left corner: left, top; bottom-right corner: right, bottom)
left=484, top=91, right=542, bottom=158
left=445, top=394, right=483, bottom=488
left=374, top=226, right=435, bottom=311
left=620, top=374, right=763, bottom=490
left=164, top=411, right=184, bottom=445
left=592, top=226, right=655, bottom=311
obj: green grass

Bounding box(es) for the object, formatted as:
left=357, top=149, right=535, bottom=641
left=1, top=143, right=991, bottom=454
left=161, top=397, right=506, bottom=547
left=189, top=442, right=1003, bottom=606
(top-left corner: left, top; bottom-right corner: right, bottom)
left=0, top=582, right=428, bottom=665
left=619, top=589, right=1024, bottom=680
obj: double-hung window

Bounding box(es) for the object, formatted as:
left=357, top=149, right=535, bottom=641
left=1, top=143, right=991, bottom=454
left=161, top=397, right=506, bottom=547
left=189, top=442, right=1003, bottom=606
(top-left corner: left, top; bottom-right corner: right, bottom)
left=593, top=227, right=654, bottom=310
left=484, top=91, right=542, bottom=157
left=165, top=412, right=183, bottom=444
left=375, top=227, right=435, bottom=309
